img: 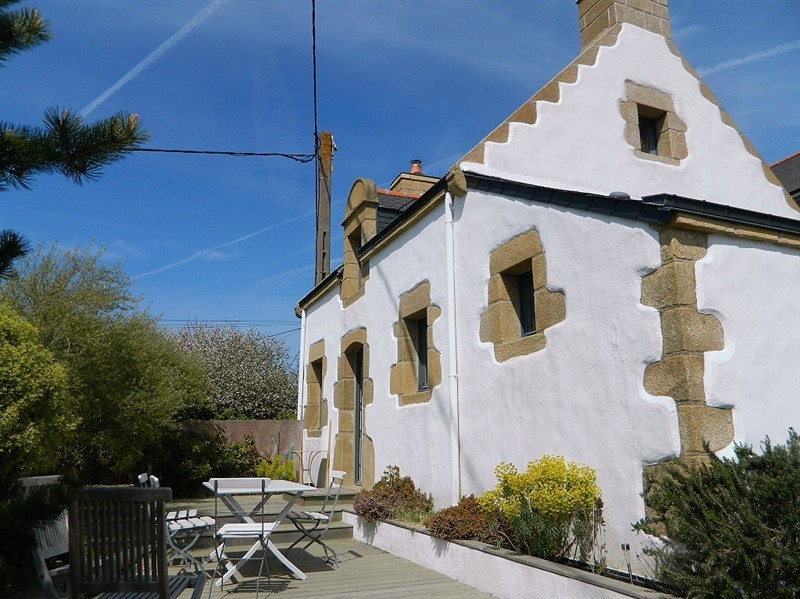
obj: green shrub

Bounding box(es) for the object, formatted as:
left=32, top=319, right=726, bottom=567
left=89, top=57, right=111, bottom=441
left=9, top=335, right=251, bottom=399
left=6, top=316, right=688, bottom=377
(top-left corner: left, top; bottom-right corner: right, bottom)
left=634, top=431, right=800, bottom=598
left=425, top=495, right=501, bottom=544
left=353, top=465, right=434, bottom=523
left=143, top=427, right=262, bottom=497
left=0, top=303, right=76, bottom=489
left=256, top=454, right=296, bottom=482
left=478, top=456, right=604, bottom=562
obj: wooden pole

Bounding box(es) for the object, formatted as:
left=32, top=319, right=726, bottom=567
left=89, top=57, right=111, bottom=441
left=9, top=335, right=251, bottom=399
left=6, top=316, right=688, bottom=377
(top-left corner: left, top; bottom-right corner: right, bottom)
left=315, top=132, right=333, bottom=285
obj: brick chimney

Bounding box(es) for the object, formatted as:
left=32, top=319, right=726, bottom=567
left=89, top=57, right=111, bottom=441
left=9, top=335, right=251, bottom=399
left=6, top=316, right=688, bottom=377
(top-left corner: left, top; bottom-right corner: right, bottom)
left=577, top=0, right=670, bottom=50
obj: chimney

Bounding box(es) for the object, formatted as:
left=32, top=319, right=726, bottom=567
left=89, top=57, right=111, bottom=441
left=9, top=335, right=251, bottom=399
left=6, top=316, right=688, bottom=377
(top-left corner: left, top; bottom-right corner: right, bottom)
left=410, top=159, right=422, bottom=175
left=577, top=0, right=670, bottom=51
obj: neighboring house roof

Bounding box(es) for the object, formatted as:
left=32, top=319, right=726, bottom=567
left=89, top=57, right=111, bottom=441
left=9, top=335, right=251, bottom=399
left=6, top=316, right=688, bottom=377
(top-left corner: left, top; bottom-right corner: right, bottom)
left=772, top=152, right=800, bottom=202
left=377, top=190, right=419, bottom=234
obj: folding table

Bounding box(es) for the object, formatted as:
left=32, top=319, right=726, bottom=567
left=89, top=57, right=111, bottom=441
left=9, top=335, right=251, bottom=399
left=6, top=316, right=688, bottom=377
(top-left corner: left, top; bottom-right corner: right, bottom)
left=203, top=478, right=314, bottom=583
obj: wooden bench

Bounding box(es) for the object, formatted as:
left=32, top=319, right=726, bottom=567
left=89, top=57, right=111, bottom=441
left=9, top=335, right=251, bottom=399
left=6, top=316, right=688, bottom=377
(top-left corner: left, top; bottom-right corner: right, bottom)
left=18, top=475, right=70, bottom=599
left=69, top=486, right=204, bottom=599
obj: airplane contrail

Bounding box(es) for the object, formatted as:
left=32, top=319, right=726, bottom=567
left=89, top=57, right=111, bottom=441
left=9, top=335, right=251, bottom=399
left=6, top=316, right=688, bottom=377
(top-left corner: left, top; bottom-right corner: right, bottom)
left=698, top=39, right=800, bottom=77
left=80, top=0, right=225, bottom=117
left=134, top=210, right=314, bottom=280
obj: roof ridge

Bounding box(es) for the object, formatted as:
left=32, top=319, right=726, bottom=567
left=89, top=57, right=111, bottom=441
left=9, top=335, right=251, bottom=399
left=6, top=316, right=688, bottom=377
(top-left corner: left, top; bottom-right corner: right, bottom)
left=770, top=151, right=800, bottom=169
left=376, top=188, right=421, bottom=199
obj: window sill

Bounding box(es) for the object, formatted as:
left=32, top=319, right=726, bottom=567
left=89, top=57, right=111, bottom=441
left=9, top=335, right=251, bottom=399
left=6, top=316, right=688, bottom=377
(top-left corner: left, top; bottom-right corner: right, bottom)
left=494, top=332, right=546, bottom=363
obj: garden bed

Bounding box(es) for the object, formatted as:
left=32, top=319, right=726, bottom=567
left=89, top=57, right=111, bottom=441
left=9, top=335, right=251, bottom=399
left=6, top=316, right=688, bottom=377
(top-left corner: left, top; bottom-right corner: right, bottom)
left=342, top=511, right=677, bottom=599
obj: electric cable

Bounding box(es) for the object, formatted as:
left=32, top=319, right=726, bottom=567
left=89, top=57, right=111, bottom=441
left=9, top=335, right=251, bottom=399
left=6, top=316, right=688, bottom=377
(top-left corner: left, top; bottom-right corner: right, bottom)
left=132, top=148, right=315, bottom=162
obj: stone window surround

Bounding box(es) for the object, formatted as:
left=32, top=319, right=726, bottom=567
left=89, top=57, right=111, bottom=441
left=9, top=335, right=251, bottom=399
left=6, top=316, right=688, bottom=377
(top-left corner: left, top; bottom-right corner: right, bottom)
left=332, top=327, right=375, bottom=488
left=303, top=339, right=327, bottom=438
left=390, top=282, right=442, bottom=406
left=479, top=229, right=566, bottom=363
left=620, top=80, right=687, bottom=165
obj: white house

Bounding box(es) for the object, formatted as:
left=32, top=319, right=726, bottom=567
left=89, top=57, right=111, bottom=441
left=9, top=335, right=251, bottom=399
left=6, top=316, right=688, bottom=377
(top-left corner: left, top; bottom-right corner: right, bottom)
left=295, top=0, right=800, bottom=575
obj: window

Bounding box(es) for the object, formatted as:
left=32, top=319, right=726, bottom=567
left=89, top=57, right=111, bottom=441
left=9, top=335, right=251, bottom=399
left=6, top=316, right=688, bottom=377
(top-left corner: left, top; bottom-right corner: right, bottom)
left=621, top=81, right=687, bottom=164
left=411, top=315, right=428, bottom=390
left=311, top=360, right=324, bottom=429
left=303, top=340, right=327, bottom=438
left=515, top=270, right=535, bottom=336
left=638, top=112, right=661, bottom=155
left=480, top=229, right=565, bottom=362
left=390, top=282, right=441, bottom=405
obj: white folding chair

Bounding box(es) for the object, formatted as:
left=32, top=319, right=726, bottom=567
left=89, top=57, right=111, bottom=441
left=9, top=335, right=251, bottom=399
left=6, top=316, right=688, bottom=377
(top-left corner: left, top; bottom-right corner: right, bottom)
left=137, top=473, right=215, bottom=574
left=209, top=478, right=276, bottom=598
left=286, top=470, right=346, bottom=566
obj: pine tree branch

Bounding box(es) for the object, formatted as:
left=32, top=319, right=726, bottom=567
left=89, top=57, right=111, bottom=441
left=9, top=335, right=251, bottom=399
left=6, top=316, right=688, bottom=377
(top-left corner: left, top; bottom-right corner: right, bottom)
left=0, top=109, right=148, bottom=191
left=0, top=1, right=51, bottom=63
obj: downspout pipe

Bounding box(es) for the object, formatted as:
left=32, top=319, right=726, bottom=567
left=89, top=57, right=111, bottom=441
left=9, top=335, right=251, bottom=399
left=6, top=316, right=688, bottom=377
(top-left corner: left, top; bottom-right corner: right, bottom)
left=296, top=308, right=307, bottom=421
left=445, top=190, right=461, bottom=504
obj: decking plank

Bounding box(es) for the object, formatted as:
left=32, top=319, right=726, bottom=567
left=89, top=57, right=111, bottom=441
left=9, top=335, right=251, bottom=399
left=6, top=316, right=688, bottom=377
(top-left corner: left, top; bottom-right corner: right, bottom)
left=192, top=537, right=495, bottom=598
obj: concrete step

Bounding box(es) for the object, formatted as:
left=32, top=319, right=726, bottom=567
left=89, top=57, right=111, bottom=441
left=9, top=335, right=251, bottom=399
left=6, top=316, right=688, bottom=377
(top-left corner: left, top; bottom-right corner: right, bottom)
left=283, top=487, right=358, bottom=508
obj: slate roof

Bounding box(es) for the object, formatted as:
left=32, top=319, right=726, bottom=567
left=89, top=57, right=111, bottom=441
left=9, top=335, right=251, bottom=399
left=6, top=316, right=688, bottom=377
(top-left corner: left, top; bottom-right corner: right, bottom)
left=377, top=190, right=419, bottom=234
left=772, top=152, right=800, bottom=202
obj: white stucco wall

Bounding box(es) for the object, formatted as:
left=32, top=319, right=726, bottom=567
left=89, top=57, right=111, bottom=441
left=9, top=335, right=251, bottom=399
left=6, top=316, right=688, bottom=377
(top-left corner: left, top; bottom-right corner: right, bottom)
left=465, top=24, right=798, bottom=220
left=696, top=236, right=800, bottom=456
left=301, top=188, right=679, bottom=575
left=453, top=190, right=677, bottom=574
left=301, top=205, right=456, bottom=505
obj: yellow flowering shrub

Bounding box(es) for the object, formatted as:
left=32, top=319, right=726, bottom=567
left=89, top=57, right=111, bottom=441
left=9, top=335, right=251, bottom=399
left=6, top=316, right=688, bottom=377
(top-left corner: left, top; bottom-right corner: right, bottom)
left=478, top=456, right=604, bottom=563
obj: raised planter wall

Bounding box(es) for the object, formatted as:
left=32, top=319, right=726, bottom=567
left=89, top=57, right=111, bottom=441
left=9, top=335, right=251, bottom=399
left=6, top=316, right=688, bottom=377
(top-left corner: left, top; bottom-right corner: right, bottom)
left=343, top=512, right=676, bottom=599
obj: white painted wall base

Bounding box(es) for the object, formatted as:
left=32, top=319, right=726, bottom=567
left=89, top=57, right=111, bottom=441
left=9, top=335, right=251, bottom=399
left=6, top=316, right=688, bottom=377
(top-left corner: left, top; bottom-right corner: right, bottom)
left=343, top=511, right=676, bottom=599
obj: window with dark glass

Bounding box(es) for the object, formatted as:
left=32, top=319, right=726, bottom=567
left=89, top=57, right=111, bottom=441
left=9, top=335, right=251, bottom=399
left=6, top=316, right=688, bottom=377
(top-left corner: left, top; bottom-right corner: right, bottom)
left=637, top=105, right=666, bottom=156
left=413, top=316, right=428, bottom=390
left=516, top=270, right=535, bottom=336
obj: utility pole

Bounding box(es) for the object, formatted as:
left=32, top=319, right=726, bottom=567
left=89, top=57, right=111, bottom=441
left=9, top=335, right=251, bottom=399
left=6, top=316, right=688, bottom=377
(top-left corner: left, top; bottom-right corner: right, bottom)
left=315, top=131, right=333, bottom=285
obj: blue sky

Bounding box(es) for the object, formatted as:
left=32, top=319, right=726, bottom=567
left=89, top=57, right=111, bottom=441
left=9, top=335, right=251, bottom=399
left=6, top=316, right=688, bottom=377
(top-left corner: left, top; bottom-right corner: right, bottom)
left=1, top=0, right=798, bottom=362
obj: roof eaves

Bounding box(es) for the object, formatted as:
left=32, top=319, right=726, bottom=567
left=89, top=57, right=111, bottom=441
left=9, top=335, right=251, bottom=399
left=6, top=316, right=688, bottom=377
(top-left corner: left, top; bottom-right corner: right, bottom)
left=465, top=172, right=800, bottom=235
left=296, top=265, right=342, bottom=315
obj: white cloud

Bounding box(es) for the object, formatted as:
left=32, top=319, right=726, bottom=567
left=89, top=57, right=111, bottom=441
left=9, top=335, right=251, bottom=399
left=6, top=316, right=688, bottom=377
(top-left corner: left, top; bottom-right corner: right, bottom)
left=134, top=210, right=313, bottom=280
left=80, top=0, right=225, bottom=117
left=698, top=39, right=800, bottom=77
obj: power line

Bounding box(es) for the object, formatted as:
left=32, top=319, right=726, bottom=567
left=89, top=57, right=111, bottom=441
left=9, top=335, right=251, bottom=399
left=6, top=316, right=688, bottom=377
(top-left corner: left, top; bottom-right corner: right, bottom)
left=132, top=147, right=315, bottom=162
left=160, top=319, right=297, bottom=325
left=312, top=0, right=319, bottom=154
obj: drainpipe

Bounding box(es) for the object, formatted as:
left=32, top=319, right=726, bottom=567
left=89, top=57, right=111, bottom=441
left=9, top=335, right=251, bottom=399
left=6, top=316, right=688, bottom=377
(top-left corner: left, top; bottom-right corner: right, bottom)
left=296, top=308, right=307, bottom=420
left=445, top=190, right=461, bottom=504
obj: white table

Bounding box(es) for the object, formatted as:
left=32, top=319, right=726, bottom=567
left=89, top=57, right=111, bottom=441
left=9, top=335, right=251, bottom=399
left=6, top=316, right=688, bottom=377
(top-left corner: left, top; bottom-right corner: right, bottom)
left=203, top=478, right=314, bottom=584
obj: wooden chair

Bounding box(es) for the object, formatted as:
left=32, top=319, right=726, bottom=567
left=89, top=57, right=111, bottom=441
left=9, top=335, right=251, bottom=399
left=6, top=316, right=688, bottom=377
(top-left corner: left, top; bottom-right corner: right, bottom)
left=69, top=486, right=204, bottom=599
left=18, top=475, right=69, bottom=599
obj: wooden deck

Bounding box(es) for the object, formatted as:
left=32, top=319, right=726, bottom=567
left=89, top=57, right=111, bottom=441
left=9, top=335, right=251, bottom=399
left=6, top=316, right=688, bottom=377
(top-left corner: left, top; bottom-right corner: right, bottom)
left=185, top=537, right=495, bottom=598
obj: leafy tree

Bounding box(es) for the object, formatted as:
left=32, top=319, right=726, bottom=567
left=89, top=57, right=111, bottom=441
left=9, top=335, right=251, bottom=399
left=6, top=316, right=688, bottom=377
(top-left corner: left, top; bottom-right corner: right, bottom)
left=635, top=431, right=800, bottom=598
left=0, top=244, right=206, bottom=481
left=0, top=302, right=75, bottom=487
left=175, top=323, right=298, bottom=420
